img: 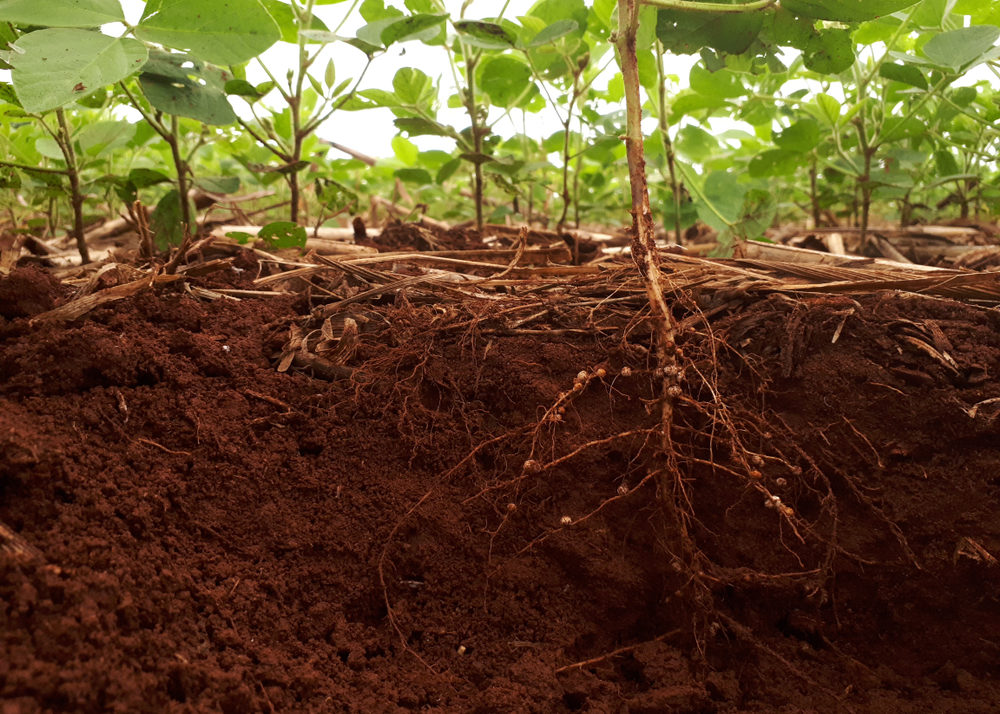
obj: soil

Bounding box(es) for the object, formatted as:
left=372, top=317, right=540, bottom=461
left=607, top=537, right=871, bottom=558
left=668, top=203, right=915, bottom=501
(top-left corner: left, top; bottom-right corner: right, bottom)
left=2, top=258, right=1000, bottom=713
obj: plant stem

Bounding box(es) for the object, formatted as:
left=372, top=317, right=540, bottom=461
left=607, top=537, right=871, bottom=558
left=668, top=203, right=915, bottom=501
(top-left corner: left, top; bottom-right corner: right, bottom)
left=285, top=2, right=309, bottom=224
left=119, top=81, right=191, bottom=233
left=463, top=53, right=485, bottom=232
left=853, top=118, right=875, bottom=244
left=617, top=1, right=661, bottom=279
left=616, top=0, right=678, bottom=384
left=54, top=109, right=89, bottom=264
left=573, top=114, right=584, bottom=229
left=557, top=102, right=574, bottom=235
left=809, top=158, right=820, bottom=228
left=167, top=115, right=192, bottom=234
left=0, top=161, right=67, bottom=175
left=617, top=0, right=699, bottom=583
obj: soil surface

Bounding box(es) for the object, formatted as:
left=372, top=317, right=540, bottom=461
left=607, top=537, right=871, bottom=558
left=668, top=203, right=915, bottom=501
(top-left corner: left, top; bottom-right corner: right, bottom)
left=2, top=260, right=1000, bottom=713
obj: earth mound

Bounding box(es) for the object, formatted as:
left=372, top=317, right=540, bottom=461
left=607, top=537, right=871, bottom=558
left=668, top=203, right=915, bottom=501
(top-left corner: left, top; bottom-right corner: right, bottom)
left=1, top=262, right=999, bottom=712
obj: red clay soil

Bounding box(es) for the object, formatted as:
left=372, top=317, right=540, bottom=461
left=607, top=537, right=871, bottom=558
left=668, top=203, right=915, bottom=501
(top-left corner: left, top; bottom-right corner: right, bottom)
left=359, top=220, right=487, bottom=252
left=2, top=262, right=1000, bottom=713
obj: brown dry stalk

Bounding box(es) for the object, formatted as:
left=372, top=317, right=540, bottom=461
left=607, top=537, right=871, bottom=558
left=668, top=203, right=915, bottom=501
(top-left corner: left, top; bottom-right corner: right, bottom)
left=616, top=0, right=699, bottom=587
left=0, top=520, right=45, bottom=562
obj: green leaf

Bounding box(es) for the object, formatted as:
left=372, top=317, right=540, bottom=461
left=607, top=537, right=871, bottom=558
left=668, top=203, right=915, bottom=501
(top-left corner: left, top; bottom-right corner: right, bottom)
left=668, top=91, right=726, bottom=122
left=689, top=65, right=745, bottom=99
left=258, top=220, right=307, bottom=249
left=803, top=28, right=855, bottom=74
left=675, top=125, right=718, bottom=163
left=195, top=176, right=240, bottom=194
left=748, top=149, right=801, bottom=177
left=0, top=0, right=124, bottom=26
left=360, top=0, right=402, bottom=22
left=879, top=62, right=928, bottom=89
left=150, top=189, right=188, bottom=249
left=301, top=30, right=382, bottom=56
left=391, top=134, right=418, bottom=166
left=315, top=178, right=358, bottom=214
left=392, top=66, right=435, bottom=108
left=637, top=50, right=658, bottom=93
left=454, top=20, right=515, bottom=49
left=912, top=0, right=953, bottom=28
left=138, top=51, right=237, bottom=125
left=128, top=168, right=171, bottom=188
left=331, top=77, right=351, bottom=96
left=378, top=13, right=446, bottom=46
left=698, top=170, right=745, bottom=230
left=10, top=29, right=148, bottom=113
left=0, top=84, right=21, bottom=107
left=357, top=88, right=398, bottom=107
left=773, top=118, right=820, bottom=152
left=734, top=188, right=776, bottom=241
left=814, top=93, right=842, bottom=125
left=766, top=8, right=817, bottom=50
left=225, top=78, right=269, bottom=100
left=307, top=72, right=324, bottom=96
left=657, top=10, right=764, bottom=55
left=542, top=130, right=564, bottom=154
left=35, top=137, right=64, bottom=161
left=526, top=0, right=588, bottom=41
left=934, top=149, right=959, bottom=176
left=0, top=166, right=21, bottom=189
left=77, top=119, right=135, bottom=156
left=953, top=0, right=1000, bottom=25
left=525, top=19, right=579, bottom=48
left=260, top=0, right=329, bottom=44
left=75, top=88, right=112, bottom=108
left=436, top=157, right=461, bottom=183
left=780, top=0, right=920, bottom=22
left=325, top=59, right=336, bottom=89
left=486, top=155, right=524, bottom=178
left=136, top=0, right=280, bottom=66
left=880, top=115, right=924, bottom=141
left=226, top=231, right=255, bottom=245
left=393, top=116, right=455, bottom=138
left=479, top=55, right=532, bottom=107
left=921, top=25, right=1000, bottom=70
left=951, top=85, right=977, bottom=106
left=394, top=167, right=432, bottom=184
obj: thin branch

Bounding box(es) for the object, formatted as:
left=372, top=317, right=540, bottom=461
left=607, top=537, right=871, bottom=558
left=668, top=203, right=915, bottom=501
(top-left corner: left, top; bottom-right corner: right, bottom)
left=0, top=160, right=67, bottom=175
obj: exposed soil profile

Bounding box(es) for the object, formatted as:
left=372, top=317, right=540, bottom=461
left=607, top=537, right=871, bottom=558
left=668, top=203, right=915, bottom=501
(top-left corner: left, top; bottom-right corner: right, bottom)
left=2, top=262, right=999, bottom=713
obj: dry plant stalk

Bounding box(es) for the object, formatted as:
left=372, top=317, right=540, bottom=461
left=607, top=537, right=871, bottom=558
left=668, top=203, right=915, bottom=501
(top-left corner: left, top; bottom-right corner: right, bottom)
left=615, top=0, right=700, bottom=591
left=128, top=200, right=153, bottom=261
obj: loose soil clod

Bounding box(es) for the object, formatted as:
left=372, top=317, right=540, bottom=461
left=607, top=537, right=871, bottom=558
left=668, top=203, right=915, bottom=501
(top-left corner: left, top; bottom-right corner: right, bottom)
left=2, top=253, right=1000, bottom=712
